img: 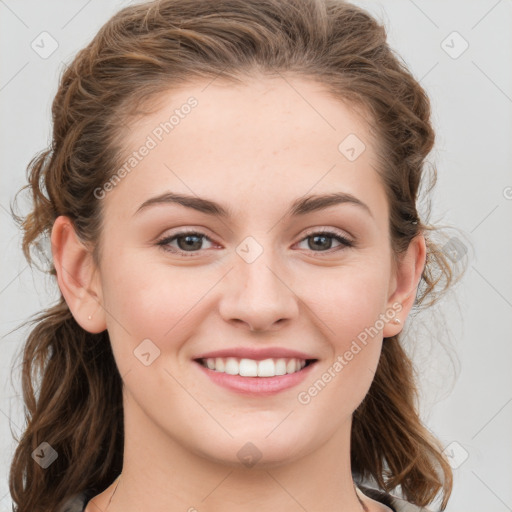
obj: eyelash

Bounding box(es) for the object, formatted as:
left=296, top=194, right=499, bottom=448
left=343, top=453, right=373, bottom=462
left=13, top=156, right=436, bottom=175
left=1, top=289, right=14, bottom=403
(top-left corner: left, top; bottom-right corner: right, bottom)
left=155, top=228, right=354, bottom=257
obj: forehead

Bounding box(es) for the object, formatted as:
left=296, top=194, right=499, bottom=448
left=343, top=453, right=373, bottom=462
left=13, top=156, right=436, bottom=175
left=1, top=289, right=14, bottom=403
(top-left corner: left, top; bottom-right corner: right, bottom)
left=121, top=75, right=374, bottom=159
left=105, top=75, right=387, bottom=224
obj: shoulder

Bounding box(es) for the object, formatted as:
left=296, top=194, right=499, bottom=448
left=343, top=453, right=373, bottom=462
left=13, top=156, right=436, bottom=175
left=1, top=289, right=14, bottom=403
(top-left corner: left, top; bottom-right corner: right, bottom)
left=358, top=485, right=434, bottom=512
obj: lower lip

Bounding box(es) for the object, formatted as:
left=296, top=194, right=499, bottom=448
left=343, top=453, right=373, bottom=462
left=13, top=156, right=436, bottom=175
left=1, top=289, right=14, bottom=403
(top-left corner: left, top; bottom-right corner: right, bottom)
left=194, top=361, right=317, bottom=396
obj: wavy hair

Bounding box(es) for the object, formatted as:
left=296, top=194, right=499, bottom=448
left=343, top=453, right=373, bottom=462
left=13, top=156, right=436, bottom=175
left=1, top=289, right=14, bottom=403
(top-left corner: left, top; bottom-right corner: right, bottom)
left=9, top=0, right=465, bottom=510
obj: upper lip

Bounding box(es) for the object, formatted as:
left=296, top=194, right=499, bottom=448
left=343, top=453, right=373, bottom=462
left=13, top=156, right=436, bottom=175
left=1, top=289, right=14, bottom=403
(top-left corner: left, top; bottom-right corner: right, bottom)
left=194, top=347, right=318, bottom=361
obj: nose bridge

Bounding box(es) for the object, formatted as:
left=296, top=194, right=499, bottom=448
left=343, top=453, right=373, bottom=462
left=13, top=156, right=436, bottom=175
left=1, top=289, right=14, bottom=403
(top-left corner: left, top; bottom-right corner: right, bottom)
left=240, top=254, right=285, bottom=303
left=219, top=238, right=298, bottom=331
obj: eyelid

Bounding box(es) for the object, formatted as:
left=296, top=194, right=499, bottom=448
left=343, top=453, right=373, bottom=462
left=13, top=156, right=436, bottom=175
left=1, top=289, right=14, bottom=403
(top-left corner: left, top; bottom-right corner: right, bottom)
left=300, top=226, right=354, bottom=242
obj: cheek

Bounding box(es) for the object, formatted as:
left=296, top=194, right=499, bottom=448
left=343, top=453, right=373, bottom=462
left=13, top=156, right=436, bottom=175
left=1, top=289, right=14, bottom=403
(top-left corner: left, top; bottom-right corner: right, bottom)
left=99, top=252, right=215, bottom=364
left=306, top=262, right=391, bottom=344
left=298, top=263, right=390, bottom=404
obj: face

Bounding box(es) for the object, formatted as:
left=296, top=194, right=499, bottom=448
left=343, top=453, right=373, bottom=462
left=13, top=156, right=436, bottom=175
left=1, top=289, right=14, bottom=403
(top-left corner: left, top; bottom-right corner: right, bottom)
left=91, top=76, right=401, bottom=467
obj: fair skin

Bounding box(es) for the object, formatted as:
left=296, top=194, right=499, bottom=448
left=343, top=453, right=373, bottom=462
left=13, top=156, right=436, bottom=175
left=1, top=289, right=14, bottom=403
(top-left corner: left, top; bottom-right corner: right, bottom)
left=52, top=76, right=425, bottom=512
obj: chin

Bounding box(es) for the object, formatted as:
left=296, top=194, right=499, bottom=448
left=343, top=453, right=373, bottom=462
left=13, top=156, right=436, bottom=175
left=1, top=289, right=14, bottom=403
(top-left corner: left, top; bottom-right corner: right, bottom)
left=192, top=427, right=315, bottom=469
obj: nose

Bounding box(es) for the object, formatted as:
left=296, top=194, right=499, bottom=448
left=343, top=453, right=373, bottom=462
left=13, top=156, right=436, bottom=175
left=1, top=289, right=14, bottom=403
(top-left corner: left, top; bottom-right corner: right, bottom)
left=218, top=254, right=299, bottom=333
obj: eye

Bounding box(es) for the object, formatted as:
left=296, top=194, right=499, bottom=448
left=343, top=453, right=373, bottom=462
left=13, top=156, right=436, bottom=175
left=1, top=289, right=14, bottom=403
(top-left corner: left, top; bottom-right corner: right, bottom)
left=155, top=228, right=354, bottom=257
left=156, top=230, right=214, bottom=256
left=296, top=230, right=354, bottom=253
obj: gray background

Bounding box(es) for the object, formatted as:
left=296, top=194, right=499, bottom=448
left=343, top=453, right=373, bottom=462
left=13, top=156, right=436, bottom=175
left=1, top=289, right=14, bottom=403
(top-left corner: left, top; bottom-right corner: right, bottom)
left=1, top=0, right=511, bottom=510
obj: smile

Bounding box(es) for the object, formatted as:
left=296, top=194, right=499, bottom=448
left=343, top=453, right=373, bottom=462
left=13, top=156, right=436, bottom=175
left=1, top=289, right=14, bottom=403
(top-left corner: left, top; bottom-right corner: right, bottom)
left=197, top=357, right=315, bottom=377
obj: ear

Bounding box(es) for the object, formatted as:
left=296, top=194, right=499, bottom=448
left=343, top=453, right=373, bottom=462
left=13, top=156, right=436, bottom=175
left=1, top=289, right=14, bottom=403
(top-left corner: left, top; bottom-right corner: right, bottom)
left=382, top=233, right=426, bottom=338
left=51, top=215, right=107, bottom=333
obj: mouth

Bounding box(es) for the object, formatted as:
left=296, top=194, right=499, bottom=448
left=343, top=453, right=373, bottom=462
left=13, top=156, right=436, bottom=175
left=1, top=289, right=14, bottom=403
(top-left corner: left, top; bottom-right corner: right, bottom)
left=195, top=357, right=317, bottom=377
left=193, top=356, right=318, bottom=395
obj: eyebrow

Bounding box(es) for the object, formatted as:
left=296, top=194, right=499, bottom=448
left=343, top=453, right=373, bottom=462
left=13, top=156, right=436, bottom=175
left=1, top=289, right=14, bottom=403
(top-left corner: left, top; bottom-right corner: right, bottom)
left=134, top=191, right=373, bottom=219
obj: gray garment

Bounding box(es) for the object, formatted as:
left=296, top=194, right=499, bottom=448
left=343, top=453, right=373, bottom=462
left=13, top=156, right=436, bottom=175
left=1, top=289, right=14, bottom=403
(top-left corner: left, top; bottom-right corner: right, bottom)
left=359, top=485, right=432, bottom=511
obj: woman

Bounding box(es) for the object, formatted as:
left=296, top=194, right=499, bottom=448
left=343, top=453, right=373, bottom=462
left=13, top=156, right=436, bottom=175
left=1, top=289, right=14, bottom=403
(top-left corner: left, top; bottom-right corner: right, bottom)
left=9, top=0, right=462, bottom=510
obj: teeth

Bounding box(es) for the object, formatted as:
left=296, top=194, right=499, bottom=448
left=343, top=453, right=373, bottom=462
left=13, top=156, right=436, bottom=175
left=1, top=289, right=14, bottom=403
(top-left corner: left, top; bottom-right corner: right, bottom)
left=200, top=357, right=309, bottom=377
left=239, top=358, right=258, bottom=377
left=225, top=357, right=239, bottom=375
left=215, top=357, right=225, bottom=372
left=257, top=358, right=274, bottom=377
left=275, top=359, right=287, bottom=375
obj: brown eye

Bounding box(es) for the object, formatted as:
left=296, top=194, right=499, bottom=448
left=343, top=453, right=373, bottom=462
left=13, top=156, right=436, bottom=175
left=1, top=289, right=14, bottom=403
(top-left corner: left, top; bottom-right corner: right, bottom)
left=297, top=231, right=354, bottom=253
left=308, top=234, right=334, bottom=251
left=156, top=231, right=214, bottom=256
left=175, top=233, right=204, bottom=251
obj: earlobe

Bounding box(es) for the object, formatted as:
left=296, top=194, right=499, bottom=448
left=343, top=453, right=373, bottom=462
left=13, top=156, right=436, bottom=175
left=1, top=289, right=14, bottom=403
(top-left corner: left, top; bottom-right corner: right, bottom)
left=50, top=216, right=107, bottom=334
left=382, top=234, right=426, bottom=338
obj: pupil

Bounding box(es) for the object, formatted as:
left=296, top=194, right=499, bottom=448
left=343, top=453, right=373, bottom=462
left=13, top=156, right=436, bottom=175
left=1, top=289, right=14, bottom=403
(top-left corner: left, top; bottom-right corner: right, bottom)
left=178, top=234, right=202, bottom=251
left=310, top=235, right=331, bottom=251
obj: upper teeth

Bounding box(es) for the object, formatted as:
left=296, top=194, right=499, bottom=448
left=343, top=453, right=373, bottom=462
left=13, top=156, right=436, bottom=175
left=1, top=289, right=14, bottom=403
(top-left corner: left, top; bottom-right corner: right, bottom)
left=201, top=357, right=307, bottom=377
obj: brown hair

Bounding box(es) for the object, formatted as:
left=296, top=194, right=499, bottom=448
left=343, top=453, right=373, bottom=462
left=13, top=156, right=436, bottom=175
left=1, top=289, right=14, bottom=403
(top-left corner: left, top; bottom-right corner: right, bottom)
left=9, top=0, right=465, bottom=510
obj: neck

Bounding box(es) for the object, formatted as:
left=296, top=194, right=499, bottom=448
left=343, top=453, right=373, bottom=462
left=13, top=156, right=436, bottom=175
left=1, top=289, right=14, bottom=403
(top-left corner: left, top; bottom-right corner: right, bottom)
left=100, top=393, right=365, bottom=512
